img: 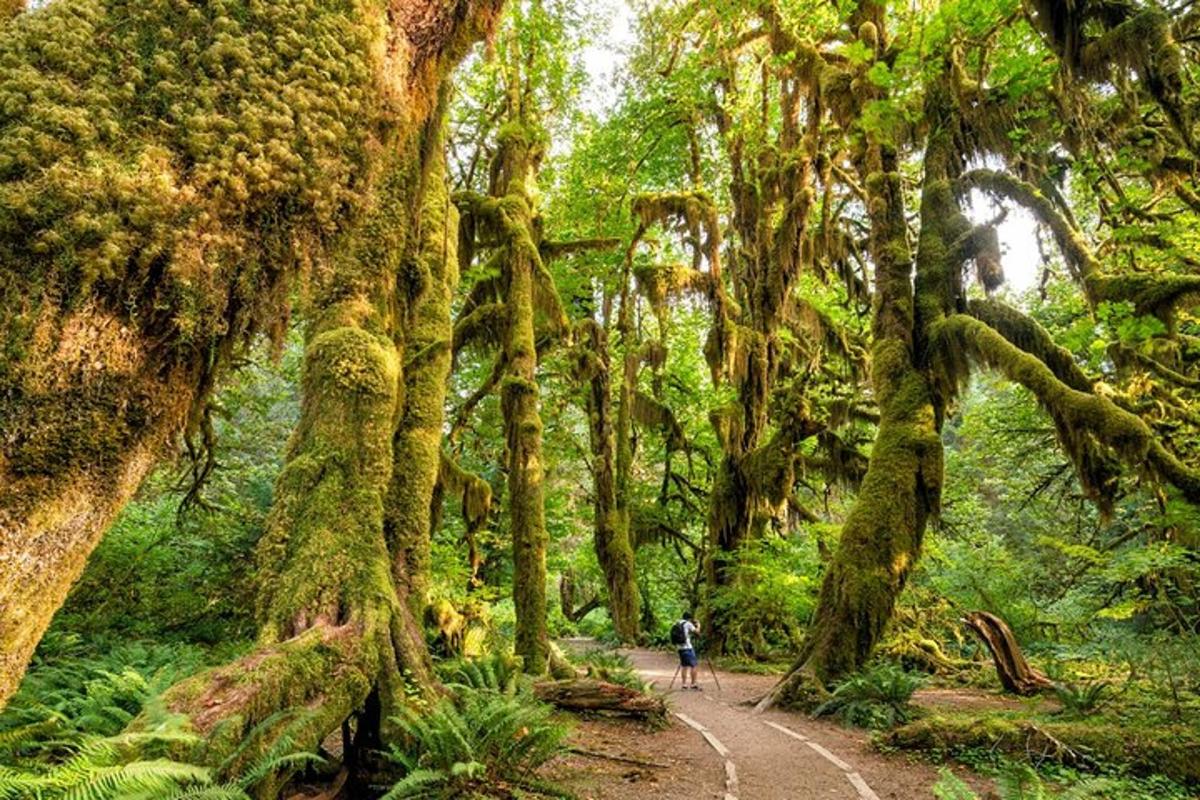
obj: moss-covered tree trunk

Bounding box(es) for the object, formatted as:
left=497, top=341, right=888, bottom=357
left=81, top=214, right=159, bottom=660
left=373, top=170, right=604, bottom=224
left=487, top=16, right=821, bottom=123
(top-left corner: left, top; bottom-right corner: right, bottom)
left=0, top=0, right=499, bottom=710
left=760, top=64, right=963, bottom=708
left=759, top=138, right=939, bottom=707
left=493, top=124, right=552, bottom=674
left=159, top=108, right=469, bottom=780
left=0, top=0, right=499, bottom=775
left=579, top=318, right=640, bottom=643
left=382, top=99, right=461, bottom=686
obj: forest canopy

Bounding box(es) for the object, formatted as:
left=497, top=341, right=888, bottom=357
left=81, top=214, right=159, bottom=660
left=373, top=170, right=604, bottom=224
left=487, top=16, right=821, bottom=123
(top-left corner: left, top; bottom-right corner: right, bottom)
left=0, top=0, right=1198, bottom=797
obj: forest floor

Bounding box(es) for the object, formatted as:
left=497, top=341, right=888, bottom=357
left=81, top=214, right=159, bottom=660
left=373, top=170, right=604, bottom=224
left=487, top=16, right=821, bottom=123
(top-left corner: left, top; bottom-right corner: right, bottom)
left=548, top=644, right=995, bottom=800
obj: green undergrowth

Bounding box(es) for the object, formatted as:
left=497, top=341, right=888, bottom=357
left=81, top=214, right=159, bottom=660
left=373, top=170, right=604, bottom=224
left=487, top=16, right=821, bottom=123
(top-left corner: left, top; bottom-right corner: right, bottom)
left=933, top=758, right=1195, bottom=800
left=711, top=654, right=791, bottom=675
left=814, top=662, right=926, bottom=729
left=568, top=650, right=645, bottom=691
left=883, top=707, right=1200, bottom=790
left=381, top=678, right=573, bottom=799
left=0, top=639, right=322, bottom=800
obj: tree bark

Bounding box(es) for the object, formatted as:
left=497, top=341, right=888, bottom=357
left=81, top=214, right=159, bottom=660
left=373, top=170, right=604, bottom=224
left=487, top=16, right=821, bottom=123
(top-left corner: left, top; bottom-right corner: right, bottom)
left=962, top=611, right=1054, bottom=695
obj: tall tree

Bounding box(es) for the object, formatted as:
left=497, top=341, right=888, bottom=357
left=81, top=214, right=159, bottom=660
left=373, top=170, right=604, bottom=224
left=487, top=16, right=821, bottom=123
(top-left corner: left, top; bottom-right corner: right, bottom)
left=0, top=0, right=502, bottom=734
left=761, top=0, right=1200, bottom=706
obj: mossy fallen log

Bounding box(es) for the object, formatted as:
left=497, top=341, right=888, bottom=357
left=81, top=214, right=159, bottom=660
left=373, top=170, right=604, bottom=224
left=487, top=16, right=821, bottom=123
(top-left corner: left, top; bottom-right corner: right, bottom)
left=533, top=679, right=666, bottom=719
left=884, top=714, right=1200, bottom=785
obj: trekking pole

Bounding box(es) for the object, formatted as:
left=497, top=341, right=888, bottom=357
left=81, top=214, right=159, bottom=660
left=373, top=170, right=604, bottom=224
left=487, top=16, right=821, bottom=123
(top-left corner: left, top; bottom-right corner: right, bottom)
left=669, top=663, right=681, bottom=689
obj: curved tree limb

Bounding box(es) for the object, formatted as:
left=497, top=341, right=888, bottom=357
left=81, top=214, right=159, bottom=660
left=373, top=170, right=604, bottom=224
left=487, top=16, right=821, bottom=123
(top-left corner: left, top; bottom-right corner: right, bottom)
left=936, top=313, right=1200, bottom=504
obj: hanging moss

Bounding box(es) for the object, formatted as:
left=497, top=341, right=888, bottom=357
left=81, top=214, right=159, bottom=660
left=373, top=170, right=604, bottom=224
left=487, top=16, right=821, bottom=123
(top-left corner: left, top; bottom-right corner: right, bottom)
left=935, top=312, right=1200, bottom=507
left=0, top=0, right=501, bottom=709
left=438, top=451, right=493, bottom=534
left=633, top=261, right=712, bottom=314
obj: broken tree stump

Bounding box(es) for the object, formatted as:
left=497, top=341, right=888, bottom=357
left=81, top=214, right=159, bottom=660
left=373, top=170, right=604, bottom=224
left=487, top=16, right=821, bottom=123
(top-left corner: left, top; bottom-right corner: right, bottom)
left=962, top=610, right=1054, bottom=696
left=533, top=679, right=666, bottom=718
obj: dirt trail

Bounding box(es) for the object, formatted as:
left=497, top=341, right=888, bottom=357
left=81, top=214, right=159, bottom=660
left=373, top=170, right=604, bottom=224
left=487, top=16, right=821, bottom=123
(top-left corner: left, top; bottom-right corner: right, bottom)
left=551, top=643, right=990, bottom=800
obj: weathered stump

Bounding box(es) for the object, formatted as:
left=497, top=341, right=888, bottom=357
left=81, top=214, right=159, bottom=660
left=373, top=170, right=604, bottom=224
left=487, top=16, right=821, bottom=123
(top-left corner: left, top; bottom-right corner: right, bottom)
left=962, top=610, right=1053, bottom=695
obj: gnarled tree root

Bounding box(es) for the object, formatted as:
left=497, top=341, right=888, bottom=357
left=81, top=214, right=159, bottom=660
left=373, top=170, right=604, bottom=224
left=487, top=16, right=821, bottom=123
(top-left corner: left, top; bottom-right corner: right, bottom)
left=156, top=616, right=412, bottom=796
left=753, top=665, right=830, bottom=713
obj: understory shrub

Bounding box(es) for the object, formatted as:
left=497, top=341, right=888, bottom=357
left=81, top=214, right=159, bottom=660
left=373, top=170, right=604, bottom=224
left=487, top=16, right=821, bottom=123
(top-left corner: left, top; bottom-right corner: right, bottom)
left=441, top=652, right=525, bottom=696
left=571, top=650, right=645, bottom=690
left=814, top=663, right=924, bottom=729
left=705, top=536, right=820, bottom=658
left=382, top=687, right=571, bottom=799
left=933, top=763, right=1195, bottom=800
left=0, top=703, right=322, bottom=800
left=0, top=649, right=323, bottom=800
left=1052, top=680, right=1111, bottom=717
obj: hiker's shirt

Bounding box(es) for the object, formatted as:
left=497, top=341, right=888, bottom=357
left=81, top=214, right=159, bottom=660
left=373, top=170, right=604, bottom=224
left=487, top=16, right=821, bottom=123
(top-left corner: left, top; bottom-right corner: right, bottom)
left=679, top=620, right=698, bottom=651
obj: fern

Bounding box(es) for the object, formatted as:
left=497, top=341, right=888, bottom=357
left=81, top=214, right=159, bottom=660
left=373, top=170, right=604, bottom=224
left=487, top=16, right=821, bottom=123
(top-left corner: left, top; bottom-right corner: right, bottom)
left=0, top=668, right=322, bottom=800
left=1052, top=680, right=1110, bottom=717
left=995, top=763, right=1050, bottom=800
left=382, top=687, right=570, bottom=799
left=571, top=651, right=645, bottom=691
left=813, top=663, right=925, bottom=729
left=442, top=652, right=523, bottom=696
left=933, top=768, right=980, bottom=800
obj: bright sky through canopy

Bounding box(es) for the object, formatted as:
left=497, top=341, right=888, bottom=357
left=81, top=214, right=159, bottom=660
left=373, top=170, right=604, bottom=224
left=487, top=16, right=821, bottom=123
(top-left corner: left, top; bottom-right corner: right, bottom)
left=579, top=0, right=1043, bottom=294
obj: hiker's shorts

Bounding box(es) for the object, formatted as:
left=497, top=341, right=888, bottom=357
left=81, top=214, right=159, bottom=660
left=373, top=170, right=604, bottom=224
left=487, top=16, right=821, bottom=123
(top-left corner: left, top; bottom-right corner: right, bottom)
left=678, top=647, right=698, bottom=667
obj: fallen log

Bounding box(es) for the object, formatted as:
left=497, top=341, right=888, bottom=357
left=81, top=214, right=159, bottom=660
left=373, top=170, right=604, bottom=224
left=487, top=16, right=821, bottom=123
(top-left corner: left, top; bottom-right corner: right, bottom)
left=533, top=679, right=666, bottom=718
left=962, top=610, right=1054, bottom=695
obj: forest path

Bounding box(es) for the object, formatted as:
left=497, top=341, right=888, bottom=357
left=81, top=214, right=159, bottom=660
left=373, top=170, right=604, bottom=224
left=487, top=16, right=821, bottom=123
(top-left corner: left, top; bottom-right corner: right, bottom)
left=553, top=640, right=988, bottom=800
left=627, top=647, right=884, bottom=800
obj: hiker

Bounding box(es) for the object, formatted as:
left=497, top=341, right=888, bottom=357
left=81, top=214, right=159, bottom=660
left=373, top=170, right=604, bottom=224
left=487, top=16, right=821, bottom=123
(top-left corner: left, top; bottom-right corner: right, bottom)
left=670, top=611, right=702, bottom=690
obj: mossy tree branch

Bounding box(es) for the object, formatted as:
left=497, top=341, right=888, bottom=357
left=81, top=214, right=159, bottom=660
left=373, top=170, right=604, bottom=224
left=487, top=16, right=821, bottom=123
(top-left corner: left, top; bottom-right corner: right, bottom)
left=935, top=313, right=1200, bottom=505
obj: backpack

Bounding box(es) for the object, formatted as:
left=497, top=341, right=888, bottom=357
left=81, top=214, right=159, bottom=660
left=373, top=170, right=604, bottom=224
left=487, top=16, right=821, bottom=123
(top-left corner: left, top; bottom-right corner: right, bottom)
left=669, top=620, right=688, bottom=647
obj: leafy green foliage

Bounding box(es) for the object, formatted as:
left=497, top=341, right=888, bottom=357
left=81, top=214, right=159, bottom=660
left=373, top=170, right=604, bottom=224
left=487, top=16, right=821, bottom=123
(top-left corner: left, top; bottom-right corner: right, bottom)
left=933, top=762, right=1197, bottom=800
left=705, top=536, right=821, bottom=658
left=814, top=664, right=925, bottom=729
left=382, top=688, right=571, bottom=799
left=440, top=652, right=525, bottom=697
left=571, top=650, right=645, bottom=691
left=1052, top=681, right=1111, bottom=717
left=0, top=639, right=322, bottom=800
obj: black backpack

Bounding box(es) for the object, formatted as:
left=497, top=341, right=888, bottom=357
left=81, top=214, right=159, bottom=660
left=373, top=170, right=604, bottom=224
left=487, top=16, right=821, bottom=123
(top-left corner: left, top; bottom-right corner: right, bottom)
left=669, top=620, right=688, bottom=647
